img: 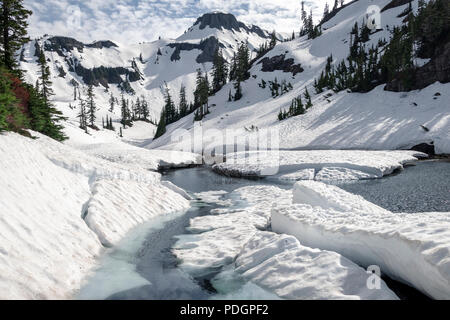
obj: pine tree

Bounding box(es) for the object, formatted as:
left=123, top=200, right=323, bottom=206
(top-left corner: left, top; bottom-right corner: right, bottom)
left=233, top=81, right=242, bottom=101
left=141, top=95, right=149, bottom=121
left=0, top=0, right=32, bottom=71
left=193, top=69, right=209, bottom=117
left=212, top=49, right=228, bottom=93
left=304, top=87, right=313, bottom=109
left=120, top=94, right=129, bottom=128
left=154, top=107, right=166, bottom=139
left=179, top=85, right=188, bottom=117
left=86, top=84, right=96, bottom=127
left=269, top=31, right=277, bottom=49
left=163, top=83, right=177, bottom=123
left=36, top=49, right=67, bottom=140
left=323, top=3, right=330, bottom=19
left=109, top=93, right=115, bottom=112
left=77, top=97, right=87, bottom=132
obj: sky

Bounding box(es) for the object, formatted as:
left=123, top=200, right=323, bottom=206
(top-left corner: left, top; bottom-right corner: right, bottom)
left=24, top=0, right=342, bottom=44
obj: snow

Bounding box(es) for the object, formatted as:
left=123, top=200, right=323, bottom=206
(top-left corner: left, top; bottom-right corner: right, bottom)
left=272, top=180, right=450, bottom=299
left=213, top=150, right=425, bottom=179
left=146, top=1, right=450, bottom=156
left=174, top=183, right=399, bottom=300
left=172, top=186, right=292, bottom=277
left=0, top=132, right=190, bottom=299
left=235, top=231, right=398, bottom=300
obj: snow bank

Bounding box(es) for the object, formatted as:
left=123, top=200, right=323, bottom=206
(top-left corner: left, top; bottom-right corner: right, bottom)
left=213, top=150, right=425, bottom=179
left=272, top=181, right=450, bottom=299
left=0, top=133, right=190, bottom=299
left=76, top=142, right=201, bottom=171
left=235, top=232, right=398, bottom=300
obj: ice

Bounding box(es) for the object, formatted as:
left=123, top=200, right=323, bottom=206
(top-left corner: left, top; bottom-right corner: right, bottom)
left=173, top=225, right=258, bottom=277
left=213, top=150, right=424, bottom=179
left=279, top=169, right=316, bottom=181
left=0, top=132, right=190, bottom=299
left=235, top=232, right=398, bottom=300
left=172, top=185, right=292, bottom=276
left=272, top=180, right=450, bottom=299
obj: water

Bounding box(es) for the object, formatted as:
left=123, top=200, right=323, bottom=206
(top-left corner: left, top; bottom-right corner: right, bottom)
left=79, top=168, right=281, bottom=300
left=338, top=160, right=450, bottom=213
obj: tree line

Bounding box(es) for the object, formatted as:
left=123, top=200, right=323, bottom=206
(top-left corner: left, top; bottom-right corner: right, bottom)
left=0, top=0, right=66, bottom=141
left=154, top=43, right=254, bottom=139
left=313, top=0, right=449, bottom=94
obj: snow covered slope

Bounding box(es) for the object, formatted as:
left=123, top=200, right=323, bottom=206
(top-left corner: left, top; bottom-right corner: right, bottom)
left=20, top=12, right=273, bottom=143
left=0, top=132, right=190, bottom=299
left=148, top=0, right=450, bottom=155
left=272, top=181, right=450, bottom=299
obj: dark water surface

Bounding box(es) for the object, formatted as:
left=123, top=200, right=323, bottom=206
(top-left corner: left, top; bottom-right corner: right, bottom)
left=338, top=160, right=450, bottom=213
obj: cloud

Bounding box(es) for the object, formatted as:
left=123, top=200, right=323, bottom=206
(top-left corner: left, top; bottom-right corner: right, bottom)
left=24, top=0, right=345, bottom=44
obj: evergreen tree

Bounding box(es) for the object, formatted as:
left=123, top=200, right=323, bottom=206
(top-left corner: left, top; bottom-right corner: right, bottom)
left=77, top=97, right=87, bottom=132
left=178, top=85, right=188, bottom=117
left=154, top=107, right=166, bottom=139
left=163, top=83, right=177, bottom=123
left=233, top=81, right=242, bottom=101
left=211, top=49, right=228, bottom=93
left=269, top=31, right=277, bottom=49
left=86, top=84, right=96, bottom=127
left=0, top=0, right=32, bottom=71
left=36, top=49, right=66, bottom=140
left=193, top=69, right=209, bottom=118
left=109, top=93, right=115, bottom=112
left=141, top=95, right=149, bottom=121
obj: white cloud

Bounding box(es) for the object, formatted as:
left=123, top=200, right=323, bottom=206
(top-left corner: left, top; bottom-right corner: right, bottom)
left=24, top=0, right=345, bottom=44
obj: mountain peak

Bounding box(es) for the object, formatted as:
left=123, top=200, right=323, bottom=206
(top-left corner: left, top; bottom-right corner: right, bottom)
left=193, top=12, right=241, bottom=31
left=192, top=12, right=269, bottom=39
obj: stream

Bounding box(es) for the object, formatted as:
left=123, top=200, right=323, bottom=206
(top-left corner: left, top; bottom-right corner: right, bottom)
left=78, top=161, right=450, bottom=300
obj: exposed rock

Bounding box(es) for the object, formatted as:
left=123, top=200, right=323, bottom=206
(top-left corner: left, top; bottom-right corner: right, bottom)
left=44, top=37, right=118, bottom=57
left=411, top=142, right=435, bottom=156
left=71, top=64, right=140, bottom=88
left=258, top=54, right=304, bottom=76
left=86, top=40, right=118, bottom=49
left=168, top=36, right=224, bottom=63
left=45, top=37, right=84, bottom=56
left=386, top=40, right=450, bottom=91
left=193, top=12, right=269, bottom=39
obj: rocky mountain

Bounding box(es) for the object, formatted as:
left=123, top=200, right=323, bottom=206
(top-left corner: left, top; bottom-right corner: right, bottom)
left=19, top=1, right=450, bottom=154
left=20, top=12, right=274, bottom=130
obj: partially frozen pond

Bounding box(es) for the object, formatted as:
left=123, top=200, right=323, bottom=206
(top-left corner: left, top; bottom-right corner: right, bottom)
left=78, top=160, right=448, bottom=300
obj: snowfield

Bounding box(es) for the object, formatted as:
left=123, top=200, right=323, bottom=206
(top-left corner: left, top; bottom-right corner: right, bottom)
left=272, top=181, right=450, bottom=299
left=212, top=150, right=425, bottom=179
left=0, top=132, right=190, bottom=299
